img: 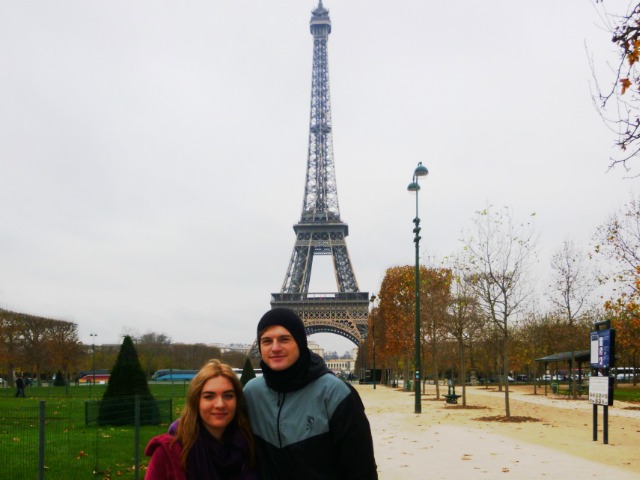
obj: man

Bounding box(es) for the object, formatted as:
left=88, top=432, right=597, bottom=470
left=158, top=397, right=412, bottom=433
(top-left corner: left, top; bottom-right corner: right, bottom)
left=244, top=307, right=378, bottom=480
left=15, top=375, right=26, bottom=398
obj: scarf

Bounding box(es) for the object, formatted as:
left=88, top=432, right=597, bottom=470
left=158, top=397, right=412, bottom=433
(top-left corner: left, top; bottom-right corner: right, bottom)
left=261, top=350, right=331, bottom=393
left=186, top=421, right=256, bottom=480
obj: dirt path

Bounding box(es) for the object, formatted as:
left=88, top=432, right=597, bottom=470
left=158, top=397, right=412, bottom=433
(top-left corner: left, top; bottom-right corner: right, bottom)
left=355, top=383, right=640, bottom=479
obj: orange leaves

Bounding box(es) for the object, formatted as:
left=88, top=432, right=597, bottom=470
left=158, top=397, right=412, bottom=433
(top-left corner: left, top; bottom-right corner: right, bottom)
left=618, top=31, right=640, bottom=93
left=377, top=265, right=453, bottom=363
left=627, top=39, right=640, bottom=66
left=620, top=77, right=632, bottom=94
left=379, top=266, right=419, bottom=359
left=604, top=290, right=640, bottom=353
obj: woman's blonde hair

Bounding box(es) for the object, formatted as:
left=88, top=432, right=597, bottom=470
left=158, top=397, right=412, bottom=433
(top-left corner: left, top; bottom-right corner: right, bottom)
left=174, top=359, right=255, bottom=469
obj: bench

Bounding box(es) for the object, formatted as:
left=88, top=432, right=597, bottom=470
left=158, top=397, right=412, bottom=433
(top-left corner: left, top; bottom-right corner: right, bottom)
left=444, top=383, right=461, bottom=404
left=444, top=393, right=461, bottom=404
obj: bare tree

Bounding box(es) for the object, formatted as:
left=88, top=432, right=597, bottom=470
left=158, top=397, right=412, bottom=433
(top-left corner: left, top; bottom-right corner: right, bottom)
left=592, top=2, right=640, bottom=173
left=463, top=206, right=537, bottom=418
left=593, top=193, right=640, bottom=291
left=443, top=255, right=483, bottom=406
left=421, top=267, right=453, bottom=398
left=549, top=240, right=597, bottom=396
left=137, top=332, right=172, bottom=377
left=446, top=277, right=482, bottom=406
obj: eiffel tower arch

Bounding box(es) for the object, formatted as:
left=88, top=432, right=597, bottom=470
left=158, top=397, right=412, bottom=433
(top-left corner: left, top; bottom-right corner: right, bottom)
left=271, top=1, right=369, bottom=347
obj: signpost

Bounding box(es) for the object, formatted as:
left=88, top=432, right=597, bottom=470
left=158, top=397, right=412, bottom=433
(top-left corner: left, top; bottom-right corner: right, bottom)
left=589, top=320, right=615, bottom=444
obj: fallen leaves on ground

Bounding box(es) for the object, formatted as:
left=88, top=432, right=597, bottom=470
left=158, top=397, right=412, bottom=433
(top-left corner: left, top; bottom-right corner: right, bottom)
left=473, top=415, right=541, bottom=423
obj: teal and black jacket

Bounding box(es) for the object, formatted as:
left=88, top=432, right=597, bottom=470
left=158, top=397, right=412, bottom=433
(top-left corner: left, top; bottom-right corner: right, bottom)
left=244, top=355, right=377, bottom=480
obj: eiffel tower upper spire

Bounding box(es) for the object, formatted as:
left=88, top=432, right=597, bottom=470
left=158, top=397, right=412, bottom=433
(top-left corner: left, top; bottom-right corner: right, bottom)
left=302, top=1, right=337, bottom=224
left=311, top=1, right=330, bottom=26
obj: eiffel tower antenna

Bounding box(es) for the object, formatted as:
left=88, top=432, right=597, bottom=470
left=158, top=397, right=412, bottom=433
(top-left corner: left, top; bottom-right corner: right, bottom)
left=270, top=2, right=369, bottom=346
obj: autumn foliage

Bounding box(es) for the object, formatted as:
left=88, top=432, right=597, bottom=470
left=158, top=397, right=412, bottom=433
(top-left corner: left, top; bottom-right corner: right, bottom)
left=374, top=265, right=452, bottom=379
left=604, top=267, right=640, bottom=376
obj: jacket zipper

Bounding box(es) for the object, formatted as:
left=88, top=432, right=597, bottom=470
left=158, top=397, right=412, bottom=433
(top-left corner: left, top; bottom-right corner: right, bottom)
left=276, top=392, right=286, bottom=448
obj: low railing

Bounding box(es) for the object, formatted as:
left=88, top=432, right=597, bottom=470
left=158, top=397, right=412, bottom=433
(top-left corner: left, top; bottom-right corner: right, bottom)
left=1, top=395, right=173, bottom=480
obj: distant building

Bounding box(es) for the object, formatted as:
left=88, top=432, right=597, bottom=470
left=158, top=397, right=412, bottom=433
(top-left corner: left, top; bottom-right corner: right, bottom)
left=324, top=347, right=357, bottom=375
left=210, top=341, right=356, bottom=373
left=326, top=356, right=355, bottom=375
left=308, top=341, right=324, bottom=358
left=210, top=343, right=252, bottom=355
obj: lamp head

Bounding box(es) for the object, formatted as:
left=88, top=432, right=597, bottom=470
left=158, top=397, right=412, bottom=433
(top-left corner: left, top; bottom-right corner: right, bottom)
left=414, top=162, right=429, bottom=177
left=407, top=181, right=420, bottom=193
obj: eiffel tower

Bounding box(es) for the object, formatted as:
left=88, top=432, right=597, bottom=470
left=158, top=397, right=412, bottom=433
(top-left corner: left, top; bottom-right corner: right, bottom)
left=270, top=1, right=369, bottom=346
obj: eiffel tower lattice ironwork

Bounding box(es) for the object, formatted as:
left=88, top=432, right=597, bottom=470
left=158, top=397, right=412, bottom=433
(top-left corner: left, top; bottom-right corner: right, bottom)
left=270, top=1, right=369, bottom=346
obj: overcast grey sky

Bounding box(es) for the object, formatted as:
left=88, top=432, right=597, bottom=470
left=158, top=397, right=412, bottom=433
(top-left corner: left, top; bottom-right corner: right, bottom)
left=0, top=1, right=633, bottom=354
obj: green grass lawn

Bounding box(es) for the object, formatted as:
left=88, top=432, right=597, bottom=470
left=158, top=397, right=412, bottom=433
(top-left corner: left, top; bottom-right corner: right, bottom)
left=0, top=383, right=188, bottom=479
left=3, top=381, right=637, bottom=479
left=551, top=383, right=640, bottom=403
left=614, top=384, right=640, bottom=403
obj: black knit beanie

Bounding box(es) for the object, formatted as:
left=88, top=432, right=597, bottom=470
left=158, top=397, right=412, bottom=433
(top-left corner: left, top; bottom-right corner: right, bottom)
left=257, top=307, right=308, bottom=351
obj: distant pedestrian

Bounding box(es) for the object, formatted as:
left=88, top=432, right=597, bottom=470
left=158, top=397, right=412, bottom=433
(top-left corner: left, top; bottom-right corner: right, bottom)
left=15, top=375, right=26, bottom=398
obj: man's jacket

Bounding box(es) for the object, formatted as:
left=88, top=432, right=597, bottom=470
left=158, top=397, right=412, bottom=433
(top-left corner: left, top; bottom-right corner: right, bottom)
left=244, top=373, right=378, bottom=480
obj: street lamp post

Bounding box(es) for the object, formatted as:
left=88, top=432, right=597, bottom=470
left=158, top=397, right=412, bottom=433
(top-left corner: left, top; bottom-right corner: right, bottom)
left=170, top=341, right=174, bottom=386
left=89, top=333, right=97, bottom=398
left=362, top=331, right=368, bottom=384
left=370, top=294, right=377, bottom=390
left=407, top=161, right=429, bottom=414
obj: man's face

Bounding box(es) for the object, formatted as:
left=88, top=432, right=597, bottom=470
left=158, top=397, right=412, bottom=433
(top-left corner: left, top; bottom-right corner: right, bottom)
left=259, top=325, right=301, bottom=371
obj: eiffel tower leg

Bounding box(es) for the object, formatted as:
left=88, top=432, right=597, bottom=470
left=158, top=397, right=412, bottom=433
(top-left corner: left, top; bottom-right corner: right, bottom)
left=282, top=234, right=314, bottom=294
left=332, top=244, right=359, bottom=292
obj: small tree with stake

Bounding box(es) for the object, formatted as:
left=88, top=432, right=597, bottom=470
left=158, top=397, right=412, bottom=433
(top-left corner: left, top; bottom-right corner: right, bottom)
left=98, top=335, right=159, bottom=425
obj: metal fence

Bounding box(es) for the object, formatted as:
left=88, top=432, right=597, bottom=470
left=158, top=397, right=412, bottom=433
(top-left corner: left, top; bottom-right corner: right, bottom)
left=1, top=395, right=173, bottom=480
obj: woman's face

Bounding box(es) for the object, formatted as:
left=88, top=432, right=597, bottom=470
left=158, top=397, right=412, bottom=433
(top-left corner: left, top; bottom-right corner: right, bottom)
left=199, top=375, right=237, bottom=440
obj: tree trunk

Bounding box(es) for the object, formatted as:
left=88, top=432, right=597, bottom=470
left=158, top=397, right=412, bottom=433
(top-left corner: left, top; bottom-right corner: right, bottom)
left=403, top=353, right=410, bottom=389
left=503, top=333, right=511, bottom=418
left=570, top=352, right=576, bottom=398
left=459, top=341, right=466, bottom=406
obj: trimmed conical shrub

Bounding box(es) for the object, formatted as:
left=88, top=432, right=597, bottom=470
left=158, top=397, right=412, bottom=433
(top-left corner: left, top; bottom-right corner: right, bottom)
left=97, top=335, right=160, bottom=425
left=239, top=357, right=256, bottom=386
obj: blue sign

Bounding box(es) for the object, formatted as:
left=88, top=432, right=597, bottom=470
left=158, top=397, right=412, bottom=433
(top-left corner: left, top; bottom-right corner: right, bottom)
left=590, top=329, right=615, bottom=369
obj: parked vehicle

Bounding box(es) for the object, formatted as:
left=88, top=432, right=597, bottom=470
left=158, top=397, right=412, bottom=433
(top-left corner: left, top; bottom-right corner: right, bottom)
left=78, top=374, right=110, bottom=384
left=152, top=369, right=197, bottom=380
left=232, top=368, right=263, bottom=379
left=155, top=373, right=197, bottom=381
left=74, top=369, right=109, bottom=383
left=615, top=368, right=637, bottom=382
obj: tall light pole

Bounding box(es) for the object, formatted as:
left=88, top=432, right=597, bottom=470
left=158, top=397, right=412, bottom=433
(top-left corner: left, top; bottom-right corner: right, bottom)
left=407, top=161, right=429, bottom=414
left=90, top=333, right=97, bottom=398
left=370, top=294, right=377, bottom=390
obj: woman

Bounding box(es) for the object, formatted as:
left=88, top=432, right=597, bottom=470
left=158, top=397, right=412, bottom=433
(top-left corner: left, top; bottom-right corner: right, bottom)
left=144, top=359, right=258, bottom=480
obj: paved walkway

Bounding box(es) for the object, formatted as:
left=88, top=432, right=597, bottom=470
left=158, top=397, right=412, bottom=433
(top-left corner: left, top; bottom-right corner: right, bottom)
left=355, top=384, right=640, bottom=480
